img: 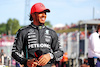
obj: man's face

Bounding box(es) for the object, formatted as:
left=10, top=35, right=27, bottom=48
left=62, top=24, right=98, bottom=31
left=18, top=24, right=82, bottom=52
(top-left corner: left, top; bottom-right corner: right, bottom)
left=38, top=11, right=47, bottom=24
left=33, top=11, right=47, bottom=24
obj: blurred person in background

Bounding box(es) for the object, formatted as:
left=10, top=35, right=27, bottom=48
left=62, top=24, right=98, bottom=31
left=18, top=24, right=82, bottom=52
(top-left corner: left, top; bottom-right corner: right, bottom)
left=0, top=49, right=7, bottom=65
left=0, top=57, right=2, bottom=65
left=11, top=2, right=63, bottom=67
left=0, top=49, right=4, bottom=57
left=88, top=24, right=100, bottom=67
left=60, top=52, right=68, bottom=67
left=87, top=31, right=92, bottom=38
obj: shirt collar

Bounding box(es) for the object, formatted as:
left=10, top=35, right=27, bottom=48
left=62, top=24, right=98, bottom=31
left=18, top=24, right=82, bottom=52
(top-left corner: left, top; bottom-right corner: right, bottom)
left=30, top=22, right=45, bottom=29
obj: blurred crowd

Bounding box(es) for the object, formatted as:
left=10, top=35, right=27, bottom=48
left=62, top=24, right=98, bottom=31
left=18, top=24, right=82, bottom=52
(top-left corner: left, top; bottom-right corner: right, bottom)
left=0, top=49, right=11, bottom=67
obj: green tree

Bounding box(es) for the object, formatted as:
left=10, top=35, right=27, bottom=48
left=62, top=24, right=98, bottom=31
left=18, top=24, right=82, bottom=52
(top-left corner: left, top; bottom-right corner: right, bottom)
left=6, top=18, right=21, bottom=35
left=44, top=21, right=52, bottom=28
left=0, top=23, right=7, bottom=34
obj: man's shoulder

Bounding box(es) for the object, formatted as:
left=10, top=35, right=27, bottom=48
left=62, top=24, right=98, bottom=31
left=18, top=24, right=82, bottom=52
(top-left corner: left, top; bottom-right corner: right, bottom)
left=89, top=32, right=98, bottom=38
left=17, top=25, right=31, bottom=34
left=45, top=27, right=57, bottom=37
left=45, top=27, right=56, bottom=33
left=91, top=32, right=98, bottom=35
left=20, top=25, right=30, bottom=31
left=17, top=25, right=32, bottom=33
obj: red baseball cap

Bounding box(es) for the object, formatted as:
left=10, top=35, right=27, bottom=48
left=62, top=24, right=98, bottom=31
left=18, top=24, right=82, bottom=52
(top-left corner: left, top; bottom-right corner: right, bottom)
left=30, top=3, right=50, bottom=14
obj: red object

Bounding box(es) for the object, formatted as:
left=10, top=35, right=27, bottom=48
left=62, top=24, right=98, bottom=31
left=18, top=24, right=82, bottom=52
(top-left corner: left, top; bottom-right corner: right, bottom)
left=35, top=52, right=38, bottom=57
left=61, top=52, right=68, bottom=62
left=30, top=2, right=50, bottom=14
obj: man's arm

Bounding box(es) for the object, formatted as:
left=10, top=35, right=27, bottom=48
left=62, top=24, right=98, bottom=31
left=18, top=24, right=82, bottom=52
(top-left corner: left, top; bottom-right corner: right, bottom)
left=11, top=29, right=27, bottom=65
left=51, top=31, right=64, bottom=61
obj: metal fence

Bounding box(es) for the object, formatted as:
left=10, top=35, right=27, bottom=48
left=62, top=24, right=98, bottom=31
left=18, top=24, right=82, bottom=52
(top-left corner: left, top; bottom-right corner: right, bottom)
left=59, top=31, right=89, bottom=67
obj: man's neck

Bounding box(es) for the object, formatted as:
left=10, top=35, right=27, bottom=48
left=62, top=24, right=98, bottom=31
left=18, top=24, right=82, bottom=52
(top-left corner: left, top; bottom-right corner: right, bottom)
left=32, top=22, right=43, bottom=26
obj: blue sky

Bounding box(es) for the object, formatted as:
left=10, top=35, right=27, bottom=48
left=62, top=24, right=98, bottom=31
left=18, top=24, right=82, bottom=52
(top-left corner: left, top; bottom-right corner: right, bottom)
left=0, top=0, right=100, bottom=27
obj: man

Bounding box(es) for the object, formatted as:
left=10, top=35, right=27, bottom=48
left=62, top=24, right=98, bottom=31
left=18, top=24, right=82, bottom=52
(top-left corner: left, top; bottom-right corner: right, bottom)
left=0, top=49, right=4, bottom=57
left=88, top=24, right=100, bottom=67
left=12, top=2, right=63, bottom=67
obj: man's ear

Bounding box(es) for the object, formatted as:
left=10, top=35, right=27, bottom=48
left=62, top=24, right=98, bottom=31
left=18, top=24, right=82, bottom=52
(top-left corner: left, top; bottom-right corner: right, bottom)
left=31, top=13, right=35, bottom=19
